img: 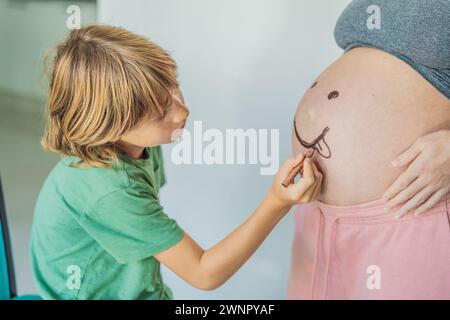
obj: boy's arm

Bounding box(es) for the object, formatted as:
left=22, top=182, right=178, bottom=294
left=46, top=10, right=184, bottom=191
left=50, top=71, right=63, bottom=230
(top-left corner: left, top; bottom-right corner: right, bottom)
left=155, top=154, right=322, bottom=290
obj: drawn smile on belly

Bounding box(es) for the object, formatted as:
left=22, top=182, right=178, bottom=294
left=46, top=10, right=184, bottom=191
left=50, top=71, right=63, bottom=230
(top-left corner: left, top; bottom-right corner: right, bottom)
left=293, top=82, right=337, bottom=159
left=294, top=119, right=331, bottom=159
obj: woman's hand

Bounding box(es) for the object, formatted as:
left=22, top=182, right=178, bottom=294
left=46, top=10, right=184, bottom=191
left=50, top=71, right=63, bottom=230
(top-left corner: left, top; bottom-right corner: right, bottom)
left=270, top=152, right=323, bottom=209
left=382, top=130, right=450, bottom=219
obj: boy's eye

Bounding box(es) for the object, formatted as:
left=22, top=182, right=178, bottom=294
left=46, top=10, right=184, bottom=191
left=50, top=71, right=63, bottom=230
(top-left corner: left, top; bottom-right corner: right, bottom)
left=159, top=104, right=175, bottom=120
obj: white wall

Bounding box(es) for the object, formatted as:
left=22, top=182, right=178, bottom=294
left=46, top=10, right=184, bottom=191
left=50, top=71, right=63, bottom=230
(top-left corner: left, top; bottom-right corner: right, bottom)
left=0, top=0, right=97, bottom=100
left=0, top=0, right=97, bottom=296
left=98, top=0, right=351, bottom=299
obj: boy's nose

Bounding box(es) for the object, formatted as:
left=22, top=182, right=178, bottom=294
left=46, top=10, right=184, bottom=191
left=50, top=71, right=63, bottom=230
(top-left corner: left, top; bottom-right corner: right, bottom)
left=173, top=106, right=189, bottom=127
left=179, top=104, right=190, bottom=119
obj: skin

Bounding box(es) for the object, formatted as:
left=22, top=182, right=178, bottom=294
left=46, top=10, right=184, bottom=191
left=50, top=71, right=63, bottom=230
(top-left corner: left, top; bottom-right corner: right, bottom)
left=292, top=47, right=450, bottom=206
left=293, top=119, right=331, bottom=159
left=116, top=88, right=323, bottom=290
left=382, top=130, right=450, bottom=219
left=116, top=89, right=190, bottom=159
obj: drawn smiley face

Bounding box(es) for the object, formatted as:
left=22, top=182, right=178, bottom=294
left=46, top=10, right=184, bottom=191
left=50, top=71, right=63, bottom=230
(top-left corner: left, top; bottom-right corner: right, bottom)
left=293, top=119, right=331, bottom=159
left=293, top=81, right=337, bottom=159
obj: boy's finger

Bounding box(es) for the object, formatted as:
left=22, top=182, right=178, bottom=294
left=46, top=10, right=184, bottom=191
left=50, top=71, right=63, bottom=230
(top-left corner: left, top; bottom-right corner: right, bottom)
left=310, top=161, right=318, bottom=178
left=301, top=158, right=315, bottom=183
left=291, top=152, right=306, bottom=166
left=311, top=161, right=324, bottom=183
left=278, top=153, right=305, bottom=178
left=311, top=170, right=323, bottom=198
left=298, top=165, right=322, bottom=201
left=290, top=158, right=315, bottom=193
left=311, top=182, right=321, bottom=200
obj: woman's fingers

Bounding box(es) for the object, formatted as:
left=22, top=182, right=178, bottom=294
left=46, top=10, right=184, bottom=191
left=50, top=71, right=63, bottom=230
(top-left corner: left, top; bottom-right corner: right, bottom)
left=391, top=141, right=423, bottom=167
left=384, top=176, right=423, bottom=210
left=414, top=188, right=448, bottom=216
left=383, top=131, right=450, bottom=218
left=394, top=185, right=435, bottom=219
left=382, top=165, right=419, bottom=201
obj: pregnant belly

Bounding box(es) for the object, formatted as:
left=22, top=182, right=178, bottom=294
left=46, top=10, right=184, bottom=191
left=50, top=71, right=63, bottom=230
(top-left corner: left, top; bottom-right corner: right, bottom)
left=293, top=47, right=450, bottom=205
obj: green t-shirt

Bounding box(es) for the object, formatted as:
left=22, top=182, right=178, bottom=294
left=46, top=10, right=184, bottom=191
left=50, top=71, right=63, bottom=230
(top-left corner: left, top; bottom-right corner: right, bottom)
left=30, top=146, right=184, bottom=300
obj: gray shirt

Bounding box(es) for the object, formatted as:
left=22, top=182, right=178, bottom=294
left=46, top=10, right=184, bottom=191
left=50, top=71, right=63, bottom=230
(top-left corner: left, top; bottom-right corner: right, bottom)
left=334, top=0, right=450, bottom=99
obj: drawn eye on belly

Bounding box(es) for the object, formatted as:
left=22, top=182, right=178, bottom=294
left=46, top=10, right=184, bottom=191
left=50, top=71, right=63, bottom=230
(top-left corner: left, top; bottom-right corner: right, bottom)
left=293, top=118, right=331, bottom=159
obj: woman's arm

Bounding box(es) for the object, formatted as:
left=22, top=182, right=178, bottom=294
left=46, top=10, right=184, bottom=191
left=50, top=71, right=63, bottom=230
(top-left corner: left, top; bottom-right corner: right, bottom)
left=155, top=154, right=322, bottom=290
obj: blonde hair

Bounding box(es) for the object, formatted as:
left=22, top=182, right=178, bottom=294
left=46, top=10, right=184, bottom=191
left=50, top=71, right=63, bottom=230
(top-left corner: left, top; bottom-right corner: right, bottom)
left=41, top=24, right=178, bottom=168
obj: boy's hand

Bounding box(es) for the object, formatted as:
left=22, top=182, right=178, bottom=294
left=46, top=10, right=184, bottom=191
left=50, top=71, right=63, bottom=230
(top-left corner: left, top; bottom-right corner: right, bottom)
left=270, top=153, right=323, bottom=208
left=156, top=152, right=322, bottom=291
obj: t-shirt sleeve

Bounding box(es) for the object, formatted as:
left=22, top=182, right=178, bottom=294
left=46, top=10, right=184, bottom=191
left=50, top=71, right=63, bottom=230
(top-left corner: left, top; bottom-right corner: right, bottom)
left=80, top=186, right=184, bottom=264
